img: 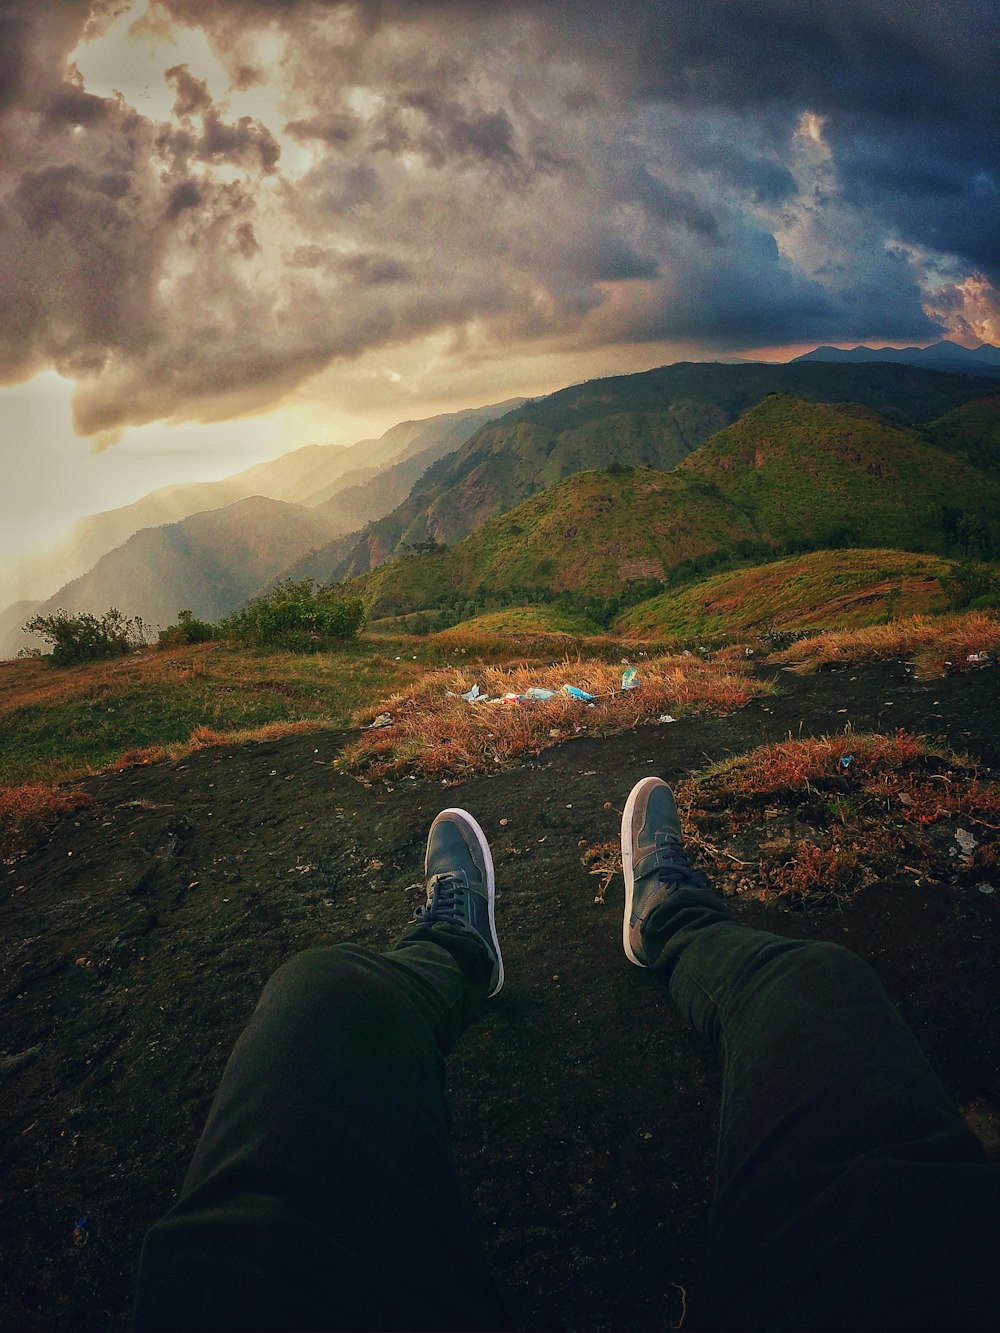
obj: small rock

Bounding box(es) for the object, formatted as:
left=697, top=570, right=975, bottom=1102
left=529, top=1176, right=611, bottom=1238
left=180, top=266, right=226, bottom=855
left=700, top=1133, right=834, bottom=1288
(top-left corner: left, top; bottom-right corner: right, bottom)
left=955, top=828, right=979, bottom=857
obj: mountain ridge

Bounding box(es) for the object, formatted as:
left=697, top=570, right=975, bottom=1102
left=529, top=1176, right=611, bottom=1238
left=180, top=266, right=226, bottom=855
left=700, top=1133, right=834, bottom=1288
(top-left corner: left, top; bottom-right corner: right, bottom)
left=280, top=361, right=998, bottom=588
left=0, top=399, right=523, bottom=623
left=792, top=340, right=1000, bottom=377
left=340, top=393, right=1000, bottom=620
left=26, top=497, right=337, bottom=634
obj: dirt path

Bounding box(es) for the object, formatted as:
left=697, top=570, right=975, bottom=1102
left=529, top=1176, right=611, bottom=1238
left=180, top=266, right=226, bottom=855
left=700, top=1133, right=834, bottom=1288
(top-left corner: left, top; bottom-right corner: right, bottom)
left=2, top=658, right=998, bottom=1331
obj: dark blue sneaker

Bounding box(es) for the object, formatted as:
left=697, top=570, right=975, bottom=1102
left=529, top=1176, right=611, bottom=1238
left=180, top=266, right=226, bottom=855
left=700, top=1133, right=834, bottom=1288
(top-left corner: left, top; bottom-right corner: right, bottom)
left=414, top=808, right=504, bottom=996
left=621, top=777, right=712, bottom=967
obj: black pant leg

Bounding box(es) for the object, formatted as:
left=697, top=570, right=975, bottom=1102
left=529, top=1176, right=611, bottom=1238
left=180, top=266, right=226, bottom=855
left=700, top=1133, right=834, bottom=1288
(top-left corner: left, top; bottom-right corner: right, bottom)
left=644, top=891, right=1000, bottom=1332
left=133, top=927, right=510, bottom=1332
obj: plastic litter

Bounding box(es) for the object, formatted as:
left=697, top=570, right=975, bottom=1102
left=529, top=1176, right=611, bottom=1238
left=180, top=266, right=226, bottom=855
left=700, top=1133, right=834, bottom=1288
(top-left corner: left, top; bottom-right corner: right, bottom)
left=523, top=687, right=557, bottom=701
left=621, top=667, right=639, bottom=690
left=72, top=1217, right=89, bottom=1247
left=838, top=755, right=853, bottom=771
left=657, top=714, right=677, bottom=724
left=461, top=684, right=482, bottom=702
left=967, top=652, right=987, bottom=663
left=563, top=684, right=597, bottom=701
left=369, top=713, right=393, bottom=729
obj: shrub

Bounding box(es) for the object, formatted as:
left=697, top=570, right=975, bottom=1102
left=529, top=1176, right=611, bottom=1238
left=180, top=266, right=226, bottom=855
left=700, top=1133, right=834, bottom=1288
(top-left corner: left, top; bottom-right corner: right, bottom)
left=942, top=562, right=1000, bottom=611
left=158, top=609, right=216, bottom=648
left=23, top=608, right=146, bottom=667
left=220, top=580, right=365, bottom=651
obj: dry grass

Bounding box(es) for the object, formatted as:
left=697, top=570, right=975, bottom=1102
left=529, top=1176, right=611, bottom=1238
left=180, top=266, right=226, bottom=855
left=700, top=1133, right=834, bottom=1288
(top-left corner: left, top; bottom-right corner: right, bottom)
left=341, top=653, right=771, bottom=781
left=1, top=784, right=95, bottom=860
left=770, top=610, right=1000, bottom=677
left=579, top=729, right=999, bottom=906
left=110, top=720, right=336, bottom=772
left=677, top=730, right=999, bottom=903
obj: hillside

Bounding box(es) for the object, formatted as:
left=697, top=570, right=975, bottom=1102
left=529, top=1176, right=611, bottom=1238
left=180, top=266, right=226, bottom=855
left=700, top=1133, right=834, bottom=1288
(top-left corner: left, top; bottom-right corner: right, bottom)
left=0, top=400, right=521, bottom=626
left=294, top=361, right=997, bottom=586
left=924, top=394, right=1000, bottom=478
left=614, top=550, right=953, bottom=638
left=344, top=396, right=1000, bottom=620
left=678, top=394, right=1000, bottom=556
left=31, top=497, right=336, bottom=631
left=348, top=467, right=758, bottom=618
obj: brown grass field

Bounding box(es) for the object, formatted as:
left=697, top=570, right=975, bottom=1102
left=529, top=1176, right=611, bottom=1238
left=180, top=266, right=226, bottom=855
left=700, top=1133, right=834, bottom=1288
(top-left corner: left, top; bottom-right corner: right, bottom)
left=342, top=653, right=773, bottom=781
left=771, top=610, right=1000, bottom=676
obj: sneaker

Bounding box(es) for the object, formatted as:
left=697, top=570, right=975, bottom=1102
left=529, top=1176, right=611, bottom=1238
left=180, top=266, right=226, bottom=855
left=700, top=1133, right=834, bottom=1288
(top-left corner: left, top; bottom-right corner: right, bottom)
left=414, top=808, right=504, bottom=996
left=621, top=777, right=710, bottom=967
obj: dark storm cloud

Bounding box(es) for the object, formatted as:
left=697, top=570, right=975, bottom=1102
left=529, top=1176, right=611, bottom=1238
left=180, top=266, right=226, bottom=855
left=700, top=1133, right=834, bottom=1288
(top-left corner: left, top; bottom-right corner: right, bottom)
left=832, top=127, right=1000, bottom=280
left=0, top=0, right=995, bottom=439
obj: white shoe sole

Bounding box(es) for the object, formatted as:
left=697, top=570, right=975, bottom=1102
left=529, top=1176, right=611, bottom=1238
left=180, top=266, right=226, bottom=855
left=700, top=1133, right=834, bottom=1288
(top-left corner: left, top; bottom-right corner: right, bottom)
left=620, top=777, right=666, bottom=967
left=427, top=807, right=504, bottom=995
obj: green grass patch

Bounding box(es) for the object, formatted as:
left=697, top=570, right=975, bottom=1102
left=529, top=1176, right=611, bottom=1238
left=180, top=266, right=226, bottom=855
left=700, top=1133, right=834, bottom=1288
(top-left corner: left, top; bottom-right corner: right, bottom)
left=0, top=640, right=422, bottom=786
left=615, top=549, right=954, bottom=638
left=436, top=605, right=605, bottom=636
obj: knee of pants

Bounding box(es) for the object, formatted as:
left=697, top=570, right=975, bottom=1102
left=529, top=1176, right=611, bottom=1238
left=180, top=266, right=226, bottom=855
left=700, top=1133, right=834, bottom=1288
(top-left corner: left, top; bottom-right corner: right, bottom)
left=760, top=937, right=891, bottom=1014
left=791, top=938, right=880, bottom=984
left=258, top=944, right=414, bottom=1035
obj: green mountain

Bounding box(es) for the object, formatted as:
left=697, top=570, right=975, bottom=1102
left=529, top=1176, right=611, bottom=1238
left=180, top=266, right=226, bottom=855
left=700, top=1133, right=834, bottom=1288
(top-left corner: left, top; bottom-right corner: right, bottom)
left=343, top=394, right=1000, bottom=620
left=923, top=394, right=1000, bottom=478
left=288, top=361, right=996, bottom=586
left=677, top=394, right=1000, bottom=555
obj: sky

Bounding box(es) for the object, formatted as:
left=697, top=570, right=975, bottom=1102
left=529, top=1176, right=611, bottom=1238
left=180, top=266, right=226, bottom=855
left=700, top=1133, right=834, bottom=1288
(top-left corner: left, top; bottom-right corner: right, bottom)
left=0, top=0, right=998, bottom=561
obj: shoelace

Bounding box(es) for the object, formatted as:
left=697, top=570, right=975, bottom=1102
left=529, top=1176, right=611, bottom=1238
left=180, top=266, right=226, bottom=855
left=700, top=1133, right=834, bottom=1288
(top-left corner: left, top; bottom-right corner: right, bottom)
left=414, top=871, right=469, bottom=924
left=654, top=836, right=709, bottom=890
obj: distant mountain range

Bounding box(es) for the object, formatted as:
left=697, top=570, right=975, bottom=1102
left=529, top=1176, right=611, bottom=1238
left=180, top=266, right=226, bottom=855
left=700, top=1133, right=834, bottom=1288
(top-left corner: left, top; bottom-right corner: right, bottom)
left=27, top=497, right=337, bottom=631
left=0, top=399, right=521, bottom=655
left=4, top=356, right=999, bottom=660
left=0, top=399, right=522, bottom=619
left=792, top=340, right=1000, bottom=378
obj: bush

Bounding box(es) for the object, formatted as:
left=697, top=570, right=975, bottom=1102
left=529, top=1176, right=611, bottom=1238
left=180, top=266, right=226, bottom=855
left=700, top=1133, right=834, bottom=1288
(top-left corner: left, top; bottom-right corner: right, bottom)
left=158, top=609, right=216, bottom=648
left=220, top=580, right=365, bottom=651
left=942, top=561, right=1000, bottom=611
left=24, top=608, right=147, bottom=667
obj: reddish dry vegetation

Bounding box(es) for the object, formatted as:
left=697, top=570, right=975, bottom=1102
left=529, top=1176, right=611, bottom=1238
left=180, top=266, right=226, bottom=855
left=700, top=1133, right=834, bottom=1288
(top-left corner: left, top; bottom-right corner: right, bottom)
left=0, top=785, right=95, bottom=860
left=683, top=731, right=999, bottom=902
left=582, top=731, right=999, bottom=906
left=110, top=720, right=332, bottom=773
left=343, top=654, right=770, bottom=781
left=771, top=610, right=1000, bottom=677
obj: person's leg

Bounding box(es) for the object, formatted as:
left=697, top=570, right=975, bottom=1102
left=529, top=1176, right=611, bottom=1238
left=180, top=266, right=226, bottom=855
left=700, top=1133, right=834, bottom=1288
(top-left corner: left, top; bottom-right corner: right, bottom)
left=134, top=810, right=510, bottom=1333
left=623, top=777, right=1000, bottom=1332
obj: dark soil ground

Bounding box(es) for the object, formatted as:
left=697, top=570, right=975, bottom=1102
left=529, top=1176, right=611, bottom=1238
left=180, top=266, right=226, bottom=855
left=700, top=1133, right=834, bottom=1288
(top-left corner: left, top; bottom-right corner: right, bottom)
left=2, top=657, right=998, bottom=1332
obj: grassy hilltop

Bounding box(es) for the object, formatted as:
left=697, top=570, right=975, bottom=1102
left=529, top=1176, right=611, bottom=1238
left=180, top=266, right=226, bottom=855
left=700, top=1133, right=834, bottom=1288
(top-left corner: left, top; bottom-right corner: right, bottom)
left=345, top=394, right=1000, bottom=622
